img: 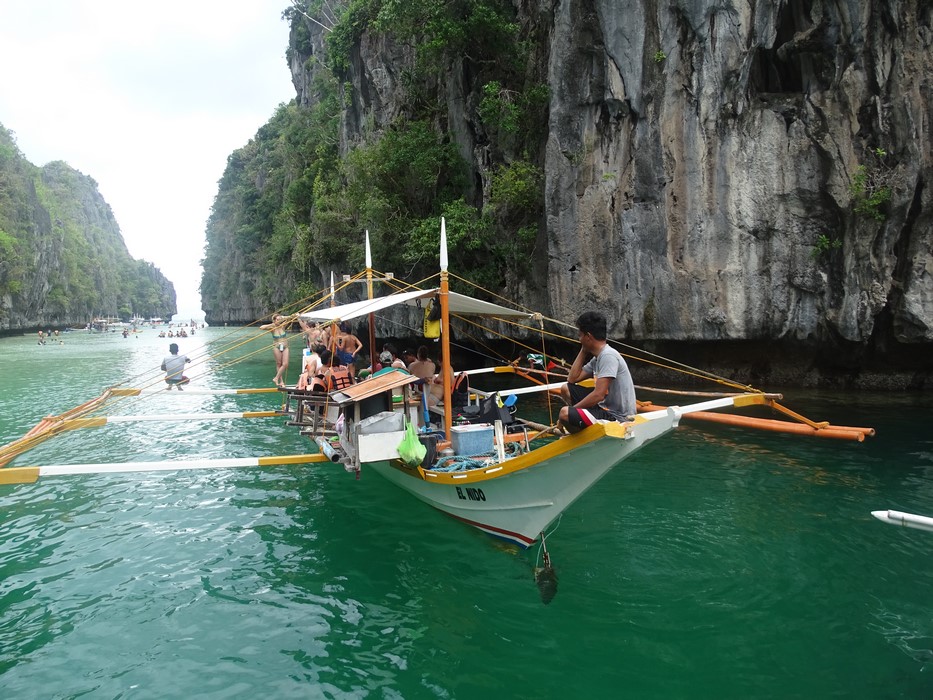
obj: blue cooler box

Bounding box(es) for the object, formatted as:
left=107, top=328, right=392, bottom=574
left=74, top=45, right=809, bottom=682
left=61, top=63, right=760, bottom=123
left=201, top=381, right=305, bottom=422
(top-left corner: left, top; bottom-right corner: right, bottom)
left=451, top=423, right=494, bottom=455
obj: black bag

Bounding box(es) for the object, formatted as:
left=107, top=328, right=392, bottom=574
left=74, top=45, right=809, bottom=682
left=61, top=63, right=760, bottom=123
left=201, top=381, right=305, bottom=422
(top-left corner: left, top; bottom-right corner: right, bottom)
left=426, top=296, right=442, bottom=321
left=464, top=392, right=514, bottom=426
left=451, top=372, right=469, bottom=410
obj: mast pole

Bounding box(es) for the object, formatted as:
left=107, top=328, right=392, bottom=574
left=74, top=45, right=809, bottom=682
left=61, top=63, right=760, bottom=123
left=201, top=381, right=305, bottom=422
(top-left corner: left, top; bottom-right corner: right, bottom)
left=328, top=271, right=337, bottom=357
left=365, top=231, right=377, bottom=373
left=439, top=217, right=452, bottom=441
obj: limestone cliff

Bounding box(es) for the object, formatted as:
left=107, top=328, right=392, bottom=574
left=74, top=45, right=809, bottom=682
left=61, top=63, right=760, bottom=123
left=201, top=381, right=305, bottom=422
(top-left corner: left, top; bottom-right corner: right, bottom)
left=0, top=126, right=176, bottom=330
left=539, top=0, right=932, bottom=351
left=203, top=1, right=931, bottom=384
left=286, top=0, right=931, bottom=378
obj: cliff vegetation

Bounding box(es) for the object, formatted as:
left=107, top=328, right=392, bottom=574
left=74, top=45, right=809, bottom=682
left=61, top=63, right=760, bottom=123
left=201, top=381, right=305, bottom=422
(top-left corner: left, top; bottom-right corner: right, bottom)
left=0, top=125, right=176, bottom=330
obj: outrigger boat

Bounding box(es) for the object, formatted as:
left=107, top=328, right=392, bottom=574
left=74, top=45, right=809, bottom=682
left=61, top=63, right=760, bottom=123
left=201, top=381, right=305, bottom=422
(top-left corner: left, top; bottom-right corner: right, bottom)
left=277, top=222, right=875, bottom=550
left=1, top=221, right=875, bottom=580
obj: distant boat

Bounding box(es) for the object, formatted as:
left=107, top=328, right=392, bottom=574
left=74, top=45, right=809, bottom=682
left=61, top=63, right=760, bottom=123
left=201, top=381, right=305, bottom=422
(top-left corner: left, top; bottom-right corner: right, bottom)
left=148, top=317, right=164, bottom=328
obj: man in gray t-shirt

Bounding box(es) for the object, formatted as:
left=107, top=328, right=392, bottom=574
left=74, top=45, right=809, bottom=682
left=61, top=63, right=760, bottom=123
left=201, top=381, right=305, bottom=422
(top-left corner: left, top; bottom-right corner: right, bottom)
left=161, top=342, right=190, bottom=390
left=558, top=311, right=636, bottom=431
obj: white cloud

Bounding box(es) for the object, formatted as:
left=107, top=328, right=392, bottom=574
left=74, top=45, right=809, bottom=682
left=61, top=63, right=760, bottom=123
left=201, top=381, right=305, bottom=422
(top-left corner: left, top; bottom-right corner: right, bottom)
left=0, top=0, right=296, bottom=319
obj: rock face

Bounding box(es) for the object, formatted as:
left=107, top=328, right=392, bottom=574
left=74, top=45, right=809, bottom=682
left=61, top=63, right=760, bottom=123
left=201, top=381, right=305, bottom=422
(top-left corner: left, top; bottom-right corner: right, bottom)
left=540, top=0, right=932, bottom=352
left=294, top=1, right=931, bottom=352
left=0, top=129, right=176, bottom=330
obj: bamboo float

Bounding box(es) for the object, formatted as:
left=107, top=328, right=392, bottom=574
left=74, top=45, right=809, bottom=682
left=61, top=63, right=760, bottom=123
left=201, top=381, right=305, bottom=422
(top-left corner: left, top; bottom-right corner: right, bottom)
left=0, top=388, right=118, bottom=467
left=0, top=453, right=332, bottom=486
left=637, top=401, right=874, bottom=441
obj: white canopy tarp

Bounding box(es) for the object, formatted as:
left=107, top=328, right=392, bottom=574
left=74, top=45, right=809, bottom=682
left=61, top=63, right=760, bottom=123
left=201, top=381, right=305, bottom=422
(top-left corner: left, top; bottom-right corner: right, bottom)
left=298, top=288, right=533, bottom=323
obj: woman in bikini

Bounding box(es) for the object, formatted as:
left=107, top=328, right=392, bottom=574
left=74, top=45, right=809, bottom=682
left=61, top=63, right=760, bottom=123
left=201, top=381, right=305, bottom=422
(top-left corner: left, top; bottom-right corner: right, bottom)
left=259, top=313, right=295, bottom=387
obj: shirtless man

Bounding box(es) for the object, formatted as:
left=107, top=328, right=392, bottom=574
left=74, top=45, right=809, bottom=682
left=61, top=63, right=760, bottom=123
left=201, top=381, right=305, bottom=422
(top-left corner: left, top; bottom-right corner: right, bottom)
left=333, top=321, right=362, bottom=378
left=298, top=318, right=326, bottom=351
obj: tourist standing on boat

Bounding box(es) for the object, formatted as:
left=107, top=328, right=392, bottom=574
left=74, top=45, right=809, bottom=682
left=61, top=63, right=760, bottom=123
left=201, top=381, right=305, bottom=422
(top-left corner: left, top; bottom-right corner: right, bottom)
left=333, top=321, right=362, bottom=378
left=161, top=342, right=190, bottom=390
left=558, top=311, right=636, bottom=432
left=259, top=313, right=297, bottom=388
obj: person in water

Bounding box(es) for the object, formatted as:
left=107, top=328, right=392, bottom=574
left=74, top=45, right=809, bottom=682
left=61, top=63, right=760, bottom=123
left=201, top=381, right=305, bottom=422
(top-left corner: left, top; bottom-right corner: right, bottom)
left=161, top=342, right=191, bottom=390
left=260, top=313, right=297, bottom=387
left=558, top=311, right=636, bottom=432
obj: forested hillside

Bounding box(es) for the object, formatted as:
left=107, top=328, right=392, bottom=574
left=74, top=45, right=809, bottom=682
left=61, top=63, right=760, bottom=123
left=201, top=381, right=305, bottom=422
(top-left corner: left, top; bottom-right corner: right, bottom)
left=201, top=0, right=547, bottom=323
left=0, top=125, right=176, bottom=330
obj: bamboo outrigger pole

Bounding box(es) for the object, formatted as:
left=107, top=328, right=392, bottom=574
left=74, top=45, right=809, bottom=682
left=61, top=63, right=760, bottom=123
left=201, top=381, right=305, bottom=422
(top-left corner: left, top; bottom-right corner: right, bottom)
left=109, top=387, right=280, bottom=396
left=0, top=453, right=332, bottom=486
left=637, top=401, right=874, bottom=441
left=57, top=411, right=280, bottom=430
left=0, top=387, right=119, bottom=467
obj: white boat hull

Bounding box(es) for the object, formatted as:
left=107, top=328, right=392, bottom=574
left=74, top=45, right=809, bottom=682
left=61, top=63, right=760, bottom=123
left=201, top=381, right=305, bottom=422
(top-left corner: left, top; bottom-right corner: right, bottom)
left=368, top=409, right=680, bottom=547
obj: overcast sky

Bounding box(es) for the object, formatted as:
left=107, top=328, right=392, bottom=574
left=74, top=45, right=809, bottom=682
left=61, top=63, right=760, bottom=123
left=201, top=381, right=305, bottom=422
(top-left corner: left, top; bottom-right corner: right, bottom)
left=0, top=0, right=296, bottom=320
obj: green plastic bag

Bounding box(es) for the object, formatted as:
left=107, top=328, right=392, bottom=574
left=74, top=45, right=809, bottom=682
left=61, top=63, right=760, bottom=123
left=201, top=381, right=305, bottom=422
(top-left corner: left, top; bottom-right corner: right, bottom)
left=398, top=421, right=427, bottom=466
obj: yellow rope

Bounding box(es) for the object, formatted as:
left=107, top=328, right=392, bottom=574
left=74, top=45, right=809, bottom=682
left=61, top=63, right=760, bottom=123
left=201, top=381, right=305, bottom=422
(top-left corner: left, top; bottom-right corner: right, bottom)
left=538, top=315, right=557, bottom=426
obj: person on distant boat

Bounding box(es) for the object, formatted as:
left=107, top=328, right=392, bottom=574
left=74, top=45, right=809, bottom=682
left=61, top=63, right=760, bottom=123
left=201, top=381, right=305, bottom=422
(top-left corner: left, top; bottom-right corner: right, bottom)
left=161, top=342, right=191, bottom=390
left=260, top=313, right=297, bottom=388
left=558, top=311, right=636, bottom=433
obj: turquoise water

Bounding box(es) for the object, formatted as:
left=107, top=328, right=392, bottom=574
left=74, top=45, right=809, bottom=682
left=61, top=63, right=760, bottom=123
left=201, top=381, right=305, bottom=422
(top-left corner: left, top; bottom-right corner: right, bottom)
left=1, top=328, right=932, bottom=698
